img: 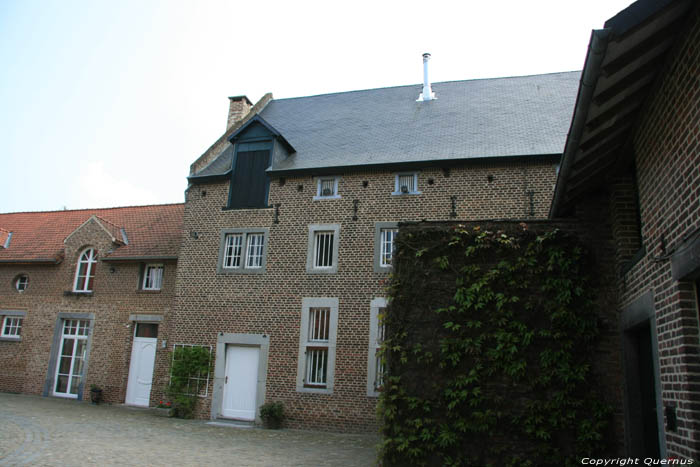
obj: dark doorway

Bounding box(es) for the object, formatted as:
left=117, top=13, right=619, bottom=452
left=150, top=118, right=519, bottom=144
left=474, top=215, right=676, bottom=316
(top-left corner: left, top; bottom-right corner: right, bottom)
left=624, top=321, right=661, bottom=457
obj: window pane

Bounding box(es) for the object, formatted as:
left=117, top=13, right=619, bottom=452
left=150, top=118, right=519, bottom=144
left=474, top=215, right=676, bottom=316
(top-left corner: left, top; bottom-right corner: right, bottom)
left=135, top=323, right=158, bottom=338
left=309, top=308, right=330, bottom=342
left=380, top=229, right=397, bottom=267
left=398, top=174, right=415, bottom=193
left=320, top=179, right=335, bottom=196
left=55, top=375, right=68, bottom=393
left=144, top=265, right=164, bottom=290
left=305, top=348, right=328, bottom=386
left=245, top=234, right=264, bottom=268
left=314, top=232, right=334, bottom=268
left=223, top=234, right=243, bottom=268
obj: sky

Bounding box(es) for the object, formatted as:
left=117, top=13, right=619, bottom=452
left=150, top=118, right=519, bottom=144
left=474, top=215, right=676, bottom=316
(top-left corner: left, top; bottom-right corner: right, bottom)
left=0, top=0, right=634, bottom=214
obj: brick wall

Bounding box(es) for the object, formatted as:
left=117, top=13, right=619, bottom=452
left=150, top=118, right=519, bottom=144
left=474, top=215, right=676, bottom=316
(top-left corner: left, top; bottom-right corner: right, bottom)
left=611, top=8, right=700, bottom=459
left=173, top=157, right=559, bottom=431
left=0, top=219, right=176, bottom=406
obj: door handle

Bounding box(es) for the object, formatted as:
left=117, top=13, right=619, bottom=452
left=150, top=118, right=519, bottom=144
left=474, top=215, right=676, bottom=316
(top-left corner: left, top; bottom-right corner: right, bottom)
left=225, top=376, right=228, bottom=384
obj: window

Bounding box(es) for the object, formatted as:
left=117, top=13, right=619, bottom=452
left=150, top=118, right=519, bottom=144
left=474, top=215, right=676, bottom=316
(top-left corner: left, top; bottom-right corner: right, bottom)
left=73, top=248, right=97, bottom=292
left=2, top=316, right=22, bottom=338
left=374, top=222, right=399, bottom=272
left=393, top=172, right=420, bottom=195
left=367, top=298, right=387, bottom=396
left=313, top=177, right=341, bottom=200
left=217, top=228, right=269, bottom=274
left=306, top=224, right=341, bottom=274
left=15, top=275, right=28, bottom=292
left=54, top=319, right=90, bottom=398
left=0, top=311, right=26, bottom=341
left=170, top=344, right=212, bottom=397
left=142, top=264, right=164, bottom=291
left=297, top=298, right=338, bottom=394
left=228, top=145, right=272, bottom=209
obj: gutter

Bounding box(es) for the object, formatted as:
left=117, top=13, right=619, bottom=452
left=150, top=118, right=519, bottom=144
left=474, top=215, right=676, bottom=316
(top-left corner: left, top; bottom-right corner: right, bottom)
left=0, top=258, right=61, bottom=264
left=549, top=29, right=611, bottom=218
left=101, top=255, right=178, bottom=262
left=266, top=154, right=562, bottom=178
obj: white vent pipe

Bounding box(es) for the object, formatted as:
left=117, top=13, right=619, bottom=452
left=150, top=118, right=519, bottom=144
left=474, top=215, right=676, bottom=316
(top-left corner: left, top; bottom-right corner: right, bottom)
left=417, top=53, right=436, bottom=102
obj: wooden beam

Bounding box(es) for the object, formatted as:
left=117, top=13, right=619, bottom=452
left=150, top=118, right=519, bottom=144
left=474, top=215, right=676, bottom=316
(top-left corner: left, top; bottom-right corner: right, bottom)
left=585, top=84, right=650, bottom=132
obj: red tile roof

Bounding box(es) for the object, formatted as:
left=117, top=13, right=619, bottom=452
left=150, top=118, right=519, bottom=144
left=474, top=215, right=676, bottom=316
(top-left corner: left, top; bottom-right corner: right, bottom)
left=0, top=204, right=184, bottom=263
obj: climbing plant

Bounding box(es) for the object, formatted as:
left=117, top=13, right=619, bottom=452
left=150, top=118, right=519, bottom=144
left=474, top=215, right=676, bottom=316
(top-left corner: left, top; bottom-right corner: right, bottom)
left=166, top=345, right=212, bottom=419
left=379, top=223, right=613, bottom=466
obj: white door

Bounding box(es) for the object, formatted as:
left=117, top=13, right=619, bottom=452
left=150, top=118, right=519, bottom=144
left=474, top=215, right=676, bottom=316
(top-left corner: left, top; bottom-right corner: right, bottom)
left=222, top=345, right=260, bottom=420
left=125, top=324, right=158, bottom=407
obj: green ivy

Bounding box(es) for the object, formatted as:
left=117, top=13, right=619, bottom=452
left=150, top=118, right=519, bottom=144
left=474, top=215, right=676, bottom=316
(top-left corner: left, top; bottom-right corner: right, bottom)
left=379, top=224, right=613, bottom=466
left=166, top=346, right=212, bottom=419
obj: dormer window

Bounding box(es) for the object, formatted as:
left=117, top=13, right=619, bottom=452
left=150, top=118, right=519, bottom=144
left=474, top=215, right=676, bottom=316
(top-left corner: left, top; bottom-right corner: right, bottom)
left=313, top=177, right=340, bottom=200
left=393, top=172, right=420, bottom=195
left=73, top=248, right=97, bottom=293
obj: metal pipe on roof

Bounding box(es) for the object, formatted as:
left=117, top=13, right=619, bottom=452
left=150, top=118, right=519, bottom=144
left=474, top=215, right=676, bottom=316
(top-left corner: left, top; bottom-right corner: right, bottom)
left=417, top=53, right=436, bottom=102
left=549, top=28, right=611, bottom=218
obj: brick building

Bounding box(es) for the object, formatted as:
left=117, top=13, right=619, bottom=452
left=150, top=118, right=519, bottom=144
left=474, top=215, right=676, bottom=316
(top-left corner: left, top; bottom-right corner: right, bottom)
left=175, top=69, right=580, bottom=430
left=550, top=0, right=700, bottom=459
left=0, top=204, right=183, bottom=407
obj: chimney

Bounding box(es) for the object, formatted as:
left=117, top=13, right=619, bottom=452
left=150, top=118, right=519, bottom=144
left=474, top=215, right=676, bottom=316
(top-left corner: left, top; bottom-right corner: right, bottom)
left=227, top=95, right=253, bottom=130
left=416, top=53, right=436, bottom=102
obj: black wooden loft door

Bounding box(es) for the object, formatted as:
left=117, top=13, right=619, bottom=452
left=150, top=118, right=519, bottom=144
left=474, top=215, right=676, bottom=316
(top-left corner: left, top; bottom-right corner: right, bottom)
left=229, top=150, right=270, bottom=209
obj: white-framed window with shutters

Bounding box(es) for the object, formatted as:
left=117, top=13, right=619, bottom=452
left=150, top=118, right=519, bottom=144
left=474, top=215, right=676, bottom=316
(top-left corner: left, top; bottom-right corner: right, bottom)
left=313, top=176, right=341, bottom=200
left=217, top=228, right=269, bottom=274
left=142, top=264, right=164, bottom=290
left=73, top=248, right=97, bottom=293
left=0, top=310, right=25, bottom=341
left=297, top=297, right=338, bottom=394
left=392, top=172, right=420, bottom=195
left=306, top=224, right=341, bottom=274
left=373, top=222, right=399, bottom=273
left=367, top=298, right=387, bottom=396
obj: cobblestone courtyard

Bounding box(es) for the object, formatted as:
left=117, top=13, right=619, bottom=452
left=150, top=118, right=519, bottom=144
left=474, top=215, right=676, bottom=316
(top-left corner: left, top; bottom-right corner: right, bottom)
left=0, top=393, right=379, bottom=466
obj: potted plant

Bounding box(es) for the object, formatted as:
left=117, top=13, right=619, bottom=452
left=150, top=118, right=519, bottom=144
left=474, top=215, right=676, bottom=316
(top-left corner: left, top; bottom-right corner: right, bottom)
left=154, top=400, right=173, bottom=417
left=89, top=384, right=103, bottom=404
left=259, top=401, right=285, bottom=429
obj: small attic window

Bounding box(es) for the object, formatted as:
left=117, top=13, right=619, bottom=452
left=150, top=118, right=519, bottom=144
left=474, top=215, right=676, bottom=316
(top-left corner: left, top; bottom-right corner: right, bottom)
left=313, top=177, right=340, bottom=200
left=15, top=275, right=28, bottom=292
left=393, top=173, right=420, bottom=195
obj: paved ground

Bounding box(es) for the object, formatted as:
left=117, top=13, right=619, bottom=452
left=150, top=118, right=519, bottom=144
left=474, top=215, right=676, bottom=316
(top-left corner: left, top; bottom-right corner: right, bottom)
left=0, top=393, right=380, bottom=466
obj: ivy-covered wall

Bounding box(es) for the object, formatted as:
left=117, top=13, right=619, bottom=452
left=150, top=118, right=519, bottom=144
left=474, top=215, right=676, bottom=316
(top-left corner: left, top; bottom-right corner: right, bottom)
left=380, top=220, right=623, bottom=466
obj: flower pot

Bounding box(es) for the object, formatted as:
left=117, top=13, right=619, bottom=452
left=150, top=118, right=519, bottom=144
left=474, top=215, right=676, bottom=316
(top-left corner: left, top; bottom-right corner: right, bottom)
left=90, top=389, right=102, bottom=404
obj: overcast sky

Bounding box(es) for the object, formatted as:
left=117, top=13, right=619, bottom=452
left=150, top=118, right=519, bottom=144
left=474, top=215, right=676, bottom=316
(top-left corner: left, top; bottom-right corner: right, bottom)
left=0, top=0, right=633, bottom=213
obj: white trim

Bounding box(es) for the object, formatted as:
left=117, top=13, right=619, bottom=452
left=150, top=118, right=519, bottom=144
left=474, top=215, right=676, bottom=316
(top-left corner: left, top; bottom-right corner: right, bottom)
left=367, top=298, right=387, bottom=397
left=296, top=297, right=338, bottom=394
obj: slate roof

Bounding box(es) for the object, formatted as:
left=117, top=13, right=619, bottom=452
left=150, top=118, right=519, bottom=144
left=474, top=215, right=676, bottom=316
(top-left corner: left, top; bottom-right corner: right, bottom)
left=0, top=204, right=184, bottom=263
left=192, top=71, right=580, bottom=178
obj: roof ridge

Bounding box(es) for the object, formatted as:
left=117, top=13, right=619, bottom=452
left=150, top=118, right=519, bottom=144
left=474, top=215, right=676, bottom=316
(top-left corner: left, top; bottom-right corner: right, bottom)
left=269, top=70, right=582, bottom=102
left=0, top=202, right=184, bottom=216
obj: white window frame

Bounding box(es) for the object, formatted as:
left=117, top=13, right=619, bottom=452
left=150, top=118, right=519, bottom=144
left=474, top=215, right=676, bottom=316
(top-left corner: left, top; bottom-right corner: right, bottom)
left=53, top=319, right=90, bottom=398
left=367, top=298, right=387, bottom=396
left=306, top=224, right=341, bottom=274
left=217, top=228, right=269, bottom=274
left=142, top=264, right=164, bottom=291
left=296, top=297, right=338, bottom=394
left=313, top=176, right=341, bottom=200
left=73, top=248, right=97, bottom=293
left=15, top=275, right=29, bottom=292
left=1, top=312, right=25, bottom=341
left=373, top=222, right=399, bottom=273
left=392, top=172, right=420, bottom=195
